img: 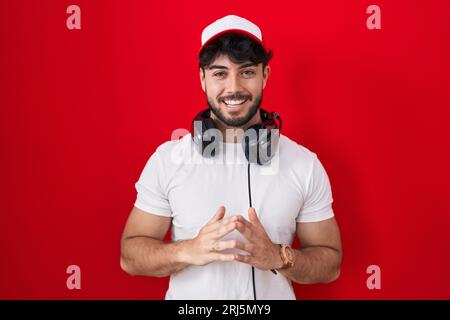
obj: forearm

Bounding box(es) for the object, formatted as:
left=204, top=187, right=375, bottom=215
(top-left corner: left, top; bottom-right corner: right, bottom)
left=120, top=236, right=190, bottom=277
left=279, top=246, right=342, bottom=284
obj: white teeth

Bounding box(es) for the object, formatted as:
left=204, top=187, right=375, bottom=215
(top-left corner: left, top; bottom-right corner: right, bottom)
left=224, top=99, right=247, bottom=106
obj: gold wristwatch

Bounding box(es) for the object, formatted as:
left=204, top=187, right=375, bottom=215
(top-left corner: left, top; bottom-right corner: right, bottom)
left=270, top=244, right=295, bottom=275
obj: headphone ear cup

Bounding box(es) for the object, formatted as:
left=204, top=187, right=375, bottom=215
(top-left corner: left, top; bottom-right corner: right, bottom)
left=258, top=127, right=274, bottom=165
left=243, top=109, right=281, bottom=165
left=244, top=128, right=278, bottom=165
left=243, top=124, right=263, bottom=165
left=192, top=110, right=219, bottom=158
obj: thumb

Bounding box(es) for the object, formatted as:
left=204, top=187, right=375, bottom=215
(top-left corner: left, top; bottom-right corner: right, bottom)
left=207, top=206, right=226, bottom=225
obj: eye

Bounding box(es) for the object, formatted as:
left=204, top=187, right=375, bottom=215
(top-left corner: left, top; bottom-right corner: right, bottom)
left=213, top=71, right=226, bottom=78
left=242, top=70, right=256, bottom=77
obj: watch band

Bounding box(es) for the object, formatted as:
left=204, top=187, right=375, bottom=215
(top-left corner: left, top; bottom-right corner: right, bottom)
left=280, top=244, right=295, bottom=268
left=270, top=243, right=294, bottom=275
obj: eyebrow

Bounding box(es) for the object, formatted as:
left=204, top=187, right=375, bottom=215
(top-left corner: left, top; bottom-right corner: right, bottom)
left=207, top=62, right=257, bottom=70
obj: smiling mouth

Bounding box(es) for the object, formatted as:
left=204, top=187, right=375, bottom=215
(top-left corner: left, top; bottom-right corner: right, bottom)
left=222, top=98, right=248, bottom=107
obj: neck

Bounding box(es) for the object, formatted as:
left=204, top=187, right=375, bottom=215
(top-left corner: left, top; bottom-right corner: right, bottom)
left=211, top=110, right=262, bottom=143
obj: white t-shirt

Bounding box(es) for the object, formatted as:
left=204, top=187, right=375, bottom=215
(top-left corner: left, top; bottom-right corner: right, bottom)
left=134, top=133, right=335, bottom=300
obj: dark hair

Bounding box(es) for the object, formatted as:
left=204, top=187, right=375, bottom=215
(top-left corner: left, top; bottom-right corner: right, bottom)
left=198, top=33, right=273, bottom=72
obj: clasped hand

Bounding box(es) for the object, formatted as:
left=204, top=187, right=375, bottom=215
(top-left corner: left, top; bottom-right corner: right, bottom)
left=184, top=206, right=283, bottom=271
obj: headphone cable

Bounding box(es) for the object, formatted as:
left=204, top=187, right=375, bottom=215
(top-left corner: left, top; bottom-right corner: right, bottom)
left=247, top=162, right=257, bottom=300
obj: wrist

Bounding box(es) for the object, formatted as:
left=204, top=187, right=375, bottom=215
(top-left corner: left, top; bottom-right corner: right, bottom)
left=174, top=239, right=192, bottom=264
left=271, top=243, right=284, bottom=270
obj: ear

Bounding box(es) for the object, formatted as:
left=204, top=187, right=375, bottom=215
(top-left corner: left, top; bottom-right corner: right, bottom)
left=262, top=65, right=271, bottom=89
left=199, top=67, right=206, bottom=92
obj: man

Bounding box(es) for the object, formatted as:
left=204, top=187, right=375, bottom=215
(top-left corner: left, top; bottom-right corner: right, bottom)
left=120, top=15, right=342, bottom=300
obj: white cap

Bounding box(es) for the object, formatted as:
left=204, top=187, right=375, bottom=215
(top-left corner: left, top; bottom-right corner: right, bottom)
left=200, top=15, right=264, bottom=51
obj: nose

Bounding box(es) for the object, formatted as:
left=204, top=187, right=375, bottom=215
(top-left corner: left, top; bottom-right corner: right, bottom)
left=224, top=73, right=242, bottom=95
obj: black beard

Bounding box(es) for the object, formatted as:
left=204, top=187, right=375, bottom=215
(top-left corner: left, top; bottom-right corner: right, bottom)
left=206, top=93, right=262, bottom=127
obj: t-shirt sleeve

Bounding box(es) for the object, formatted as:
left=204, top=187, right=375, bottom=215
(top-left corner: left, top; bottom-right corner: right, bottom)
left=134, top=149, right=172, bottom=217
left=296, top=154, right=335, bottom=223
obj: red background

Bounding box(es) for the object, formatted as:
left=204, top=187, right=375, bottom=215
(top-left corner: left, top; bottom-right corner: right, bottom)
left=1, top=0, right=449, bottom=299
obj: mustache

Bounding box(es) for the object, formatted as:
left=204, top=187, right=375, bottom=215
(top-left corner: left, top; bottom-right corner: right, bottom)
left=218, top=93, right=252, bottom=103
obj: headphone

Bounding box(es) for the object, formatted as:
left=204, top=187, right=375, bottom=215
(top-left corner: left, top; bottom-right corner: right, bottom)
left=191, top=108, right=282, bottom=300
left=191, top=108, right=282, bottom=165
